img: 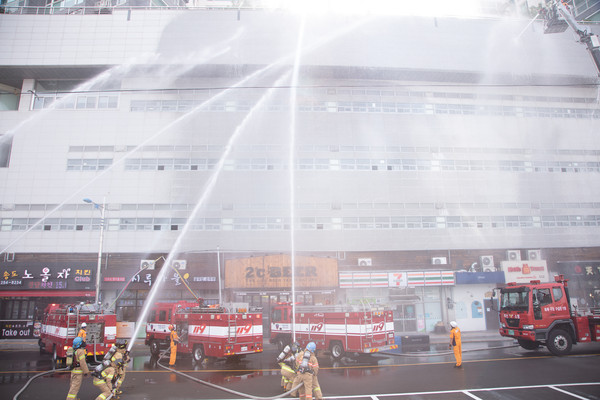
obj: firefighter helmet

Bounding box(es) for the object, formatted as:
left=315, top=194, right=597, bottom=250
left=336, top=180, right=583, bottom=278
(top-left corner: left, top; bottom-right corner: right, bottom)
left=116, top=338, right=128, bottom=349
left=450, top=321, right=458, bottom=328
left=169, top=324, right=175, bottom=331
left=81, top=322, right=87, bottom=329
left=73, top=337, right=84, bottom=350
left=306, top=342, right=316, bottom=352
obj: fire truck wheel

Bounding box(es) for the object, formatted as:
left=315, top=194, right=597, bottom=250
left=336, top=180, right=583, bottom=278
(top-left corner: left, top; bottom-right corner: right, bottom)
left=192, top=345, right=205, bottom=363
left=149, top=340, right=160, bottom=356
left=52, top=345, right=61, bottom=367
left=546, top=329, right=572, bottom=356
left=517, top=339, right=541, bottom=350
left=330, top=341, right=344, bottom=360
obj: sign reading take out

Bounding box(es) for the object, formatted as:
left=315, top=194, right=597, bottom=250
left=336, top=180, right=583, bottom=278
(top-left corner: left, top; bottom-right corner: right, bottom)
left=225, top=255, right=338, bottom=289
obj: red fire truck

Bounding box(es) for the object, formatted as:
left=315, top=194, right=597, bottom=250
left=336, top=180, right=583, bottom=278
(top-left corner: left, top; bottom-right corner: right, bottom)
left=39, top=303, right=117, bottom=364
left=270, top=302, right=397, bottom=359
left=498, top=274, right=600, bottom=356
left=145, top=301, right=263, bottom=363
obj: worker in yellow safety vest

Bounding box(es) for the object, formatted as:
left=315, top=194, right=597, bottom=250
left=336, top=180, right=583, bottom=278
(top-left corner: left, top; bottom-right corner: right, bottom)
left=169, top=324, right=180, bottom=366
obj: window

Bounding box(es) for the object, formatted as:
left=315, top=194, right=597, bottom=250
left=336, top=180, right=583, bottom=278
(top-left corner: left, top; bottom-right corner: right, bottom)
left=552, top=287, right=563, bottom=302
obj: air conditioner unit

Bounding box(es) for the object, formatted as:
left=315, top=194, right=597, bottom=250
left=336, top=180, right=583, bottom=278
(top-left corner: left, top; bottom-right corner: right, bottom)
left=172, top=260, right=187, bottom=270
left=358, top=258, right=372, bottom=267
left=140, top=260, right=156, bottom=270
left=506, top=250, right=521, bottom=261
left=3, top=252, right=15, bottom=262
left=479, top=255, right=495, bottom=272
left=431, top=257, right=447, bottom=265
left=527, top=250, right=541, bottom=261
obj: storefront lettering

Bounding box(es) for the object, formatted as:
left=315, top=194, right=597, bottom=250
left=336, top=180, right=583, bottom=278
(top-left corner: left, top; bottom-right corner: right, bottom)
left=244, top=266, right=317, bottom=279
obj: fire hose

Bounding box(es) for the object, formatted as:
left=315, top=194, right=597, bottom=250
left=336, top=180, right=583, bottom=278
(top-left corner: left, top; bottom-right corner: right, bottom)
left=382, top=342, right=519, bottom=358
left=12, top=364, right=70, bottom=400
left=155, top=348, right=304, bottom=400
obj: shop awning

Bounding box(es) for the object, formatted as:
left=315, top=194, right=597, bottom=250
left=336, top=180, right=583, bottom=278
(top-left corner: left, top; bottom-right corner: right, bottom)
left=0, top=290, right=95, bottom=298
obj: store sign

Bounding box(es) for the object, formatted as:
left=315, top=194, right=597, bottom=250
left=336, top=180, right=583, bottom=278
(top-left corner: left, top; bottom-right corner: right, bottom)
left=557, top=261, right=600, bottom=280
left=0, top=320, right=35, bottom=339
left=225, top=255, right=338, bottom=289
left=340, top=270, right=454, bottom=288
left=0, top=264, right=95, bottom=291
left=102, top=268, right=217, bottom=290
left=501, top=260, right=548, bottom=283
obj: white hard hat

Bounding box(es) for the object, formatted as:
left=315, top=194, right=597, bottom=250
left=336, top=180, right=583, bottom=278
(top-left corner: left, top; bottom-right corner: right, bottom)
left=450, top=321, right=457, bottom=328
left=81, top=322, right=87, bottom=328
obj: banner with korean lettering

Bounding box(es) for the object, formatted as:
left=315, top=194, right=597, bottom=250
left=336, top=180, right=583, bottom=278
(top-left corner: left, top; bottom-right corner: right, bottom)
left=0, top=264, right=95, bottom=291
left=102, top=267, right=218, bottom=290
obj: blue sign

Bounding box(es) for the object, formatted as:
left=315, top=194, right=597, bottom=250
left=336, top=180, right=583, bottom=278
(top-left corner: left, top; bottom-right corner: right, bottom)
left=455, top=271, right=505, bottom=284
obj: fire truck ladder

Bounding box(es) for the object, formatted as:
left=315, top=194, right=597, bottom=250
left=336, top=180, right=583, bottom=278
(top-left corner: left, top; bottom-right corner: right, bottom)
left=360, top=299, right=374, bottom=342
left=227, top=314, right=237, bottom=343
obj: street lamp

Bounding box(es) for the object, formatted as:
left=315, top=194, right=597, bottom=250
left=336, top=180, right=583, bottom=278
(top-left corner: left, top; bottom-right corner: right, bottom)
left=83, top=197, right=106, bottom=307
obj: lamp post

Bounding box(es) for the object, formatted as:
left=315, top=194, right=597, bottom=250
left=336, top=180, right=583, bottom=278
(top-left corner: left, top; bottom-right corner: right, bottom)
left=83, top=197, right=106, bottom=307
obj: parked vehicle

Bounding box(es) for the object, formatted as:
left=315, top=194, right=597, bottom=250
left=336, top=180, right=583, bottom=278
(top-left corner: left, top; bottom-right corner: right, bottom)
left=39, top=303, right=117, bottom=365
left=145, top=301, right=263, bottom=363
left=270, top=302, right=397, bottom=359
left=498, top=274, right=600, bottom=355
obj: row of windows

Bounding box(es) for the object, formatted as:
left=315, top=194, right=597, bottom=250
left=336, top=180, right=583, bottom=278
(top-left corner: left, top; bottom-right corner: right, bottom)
left=4, top=201, right=600, bottom=212
left=32, top=95, right=119, bottom=110
left=32, top=86, right=598, bottom=111
left=129, top=99, right=600, bottom=119
left=1, top=215, right=599, bottom=231
left=66, top=157, right=600, bottom=173
left=68, top=144, right=600, bottom=157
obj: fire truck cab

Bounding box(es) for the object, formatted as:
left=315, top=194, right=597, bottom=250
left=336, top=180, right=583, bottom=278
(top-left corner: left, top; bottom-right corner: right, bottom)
left=145, top=301, right=263, bottom=363
left=498, top=275, right=600, bottom=356
left=39, top=303, right=117, bottom=364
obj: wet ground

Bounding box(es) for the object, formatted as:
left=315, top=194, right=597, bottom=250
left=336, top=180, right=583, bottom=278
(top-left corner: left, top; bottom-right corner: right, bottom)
left=1, top=338, right=600, bottom=399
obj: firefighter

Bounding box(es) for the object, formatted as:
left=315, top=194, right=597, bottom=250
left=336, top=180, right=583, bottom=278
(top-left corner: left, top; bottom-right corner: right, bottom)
left=292, top=342, right=322, bottom=400
left=111, top=339, right=129, bottom=396
left=449, top=321, right=462, bottom=368
left=168, top=324, right=180, bottom=366
left=93, top=356, right=122, bottom=400
left=77, top=322, right=87, bottom=341
left=276, top=342, right=298, bottom=392
left=66, top=336, right=89, bottom=400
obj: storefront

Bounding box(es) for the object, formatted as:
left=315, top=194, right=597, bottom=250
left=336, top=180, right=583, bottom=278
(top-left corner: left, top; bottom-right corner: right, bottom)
left=453, top=271, right=505, bottom=331
left=339, top=270, right=455, bottom=333
left=0, top=262, right=96, bottom=338
left=101, top=264, right=220, bottom=322
left=556, top=261, right=600, bottom=309
left=224, top=254, right=339, bottom=334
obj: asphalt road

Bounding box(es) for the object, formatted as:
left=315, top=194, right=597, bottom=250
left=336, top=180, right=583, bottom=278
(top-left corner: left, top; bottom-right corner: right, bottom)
left=1, top=339, right=600, bottom=400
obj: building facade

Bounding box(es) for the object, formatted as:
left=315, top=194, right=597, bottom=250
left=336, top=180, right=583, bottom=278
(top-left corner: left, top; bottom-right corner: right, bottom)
left=1, top=6, right=599, bottom=333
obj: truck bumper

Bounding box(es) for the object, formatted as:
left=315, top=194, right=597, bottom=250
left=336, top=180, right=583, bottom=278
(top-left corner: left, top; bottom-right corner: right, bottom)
left=364, top=344, right=399, bottom=354
left=500, top=328, right=536, bottom=341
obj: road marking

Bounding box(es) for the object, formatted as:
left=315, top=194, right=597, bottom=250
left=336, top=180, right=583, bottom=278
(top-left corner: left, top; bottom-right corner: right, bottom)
left=549, top=385, right=591, bottom=400
left=369, top=396, right=379, bottom=400
left=462, top=391, right=483, bottom=400
left=315, top=382, right=600, bottom=399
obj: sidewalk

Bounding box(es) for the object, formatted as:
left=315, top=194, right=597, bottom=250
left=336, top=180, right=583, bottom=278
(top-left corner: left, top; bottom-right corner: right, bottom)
left=428, top=329, right=513, bottom=344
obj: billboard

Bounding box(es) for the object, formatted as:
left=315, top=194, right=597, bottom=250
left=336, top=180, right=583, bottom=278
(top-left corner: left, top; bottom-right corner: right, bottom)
left=500, top=260, right=548, bottom=283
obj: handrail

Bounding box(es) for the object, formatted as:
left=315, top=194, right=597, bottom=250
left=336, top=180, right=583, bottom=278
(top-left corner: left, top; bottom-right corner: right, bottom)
left=0, top=4, right=254, bottom=15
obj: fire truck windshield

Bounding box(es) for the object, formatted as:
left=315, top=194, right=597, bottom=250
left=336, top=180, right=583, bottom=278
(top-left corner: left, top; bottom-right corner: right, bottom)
left=500, top=287, right=529, bottom=311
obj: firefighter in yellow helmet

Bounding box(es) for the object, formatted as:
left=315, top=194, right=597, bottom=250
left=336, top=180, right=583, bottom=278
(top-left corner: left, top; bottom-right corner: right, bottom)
left=449, top=321, right=462, bottom=368
left=292, top=342, right=322, bottom=400
left=169, top=324, right=180, bottom=366
left=77, top=322, right=87, bottom=341
left=93, top=354, right=123, bottom=400
left=111, top=339, right=129, bottom=397
left=66, top=337, right=89, bottom=400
